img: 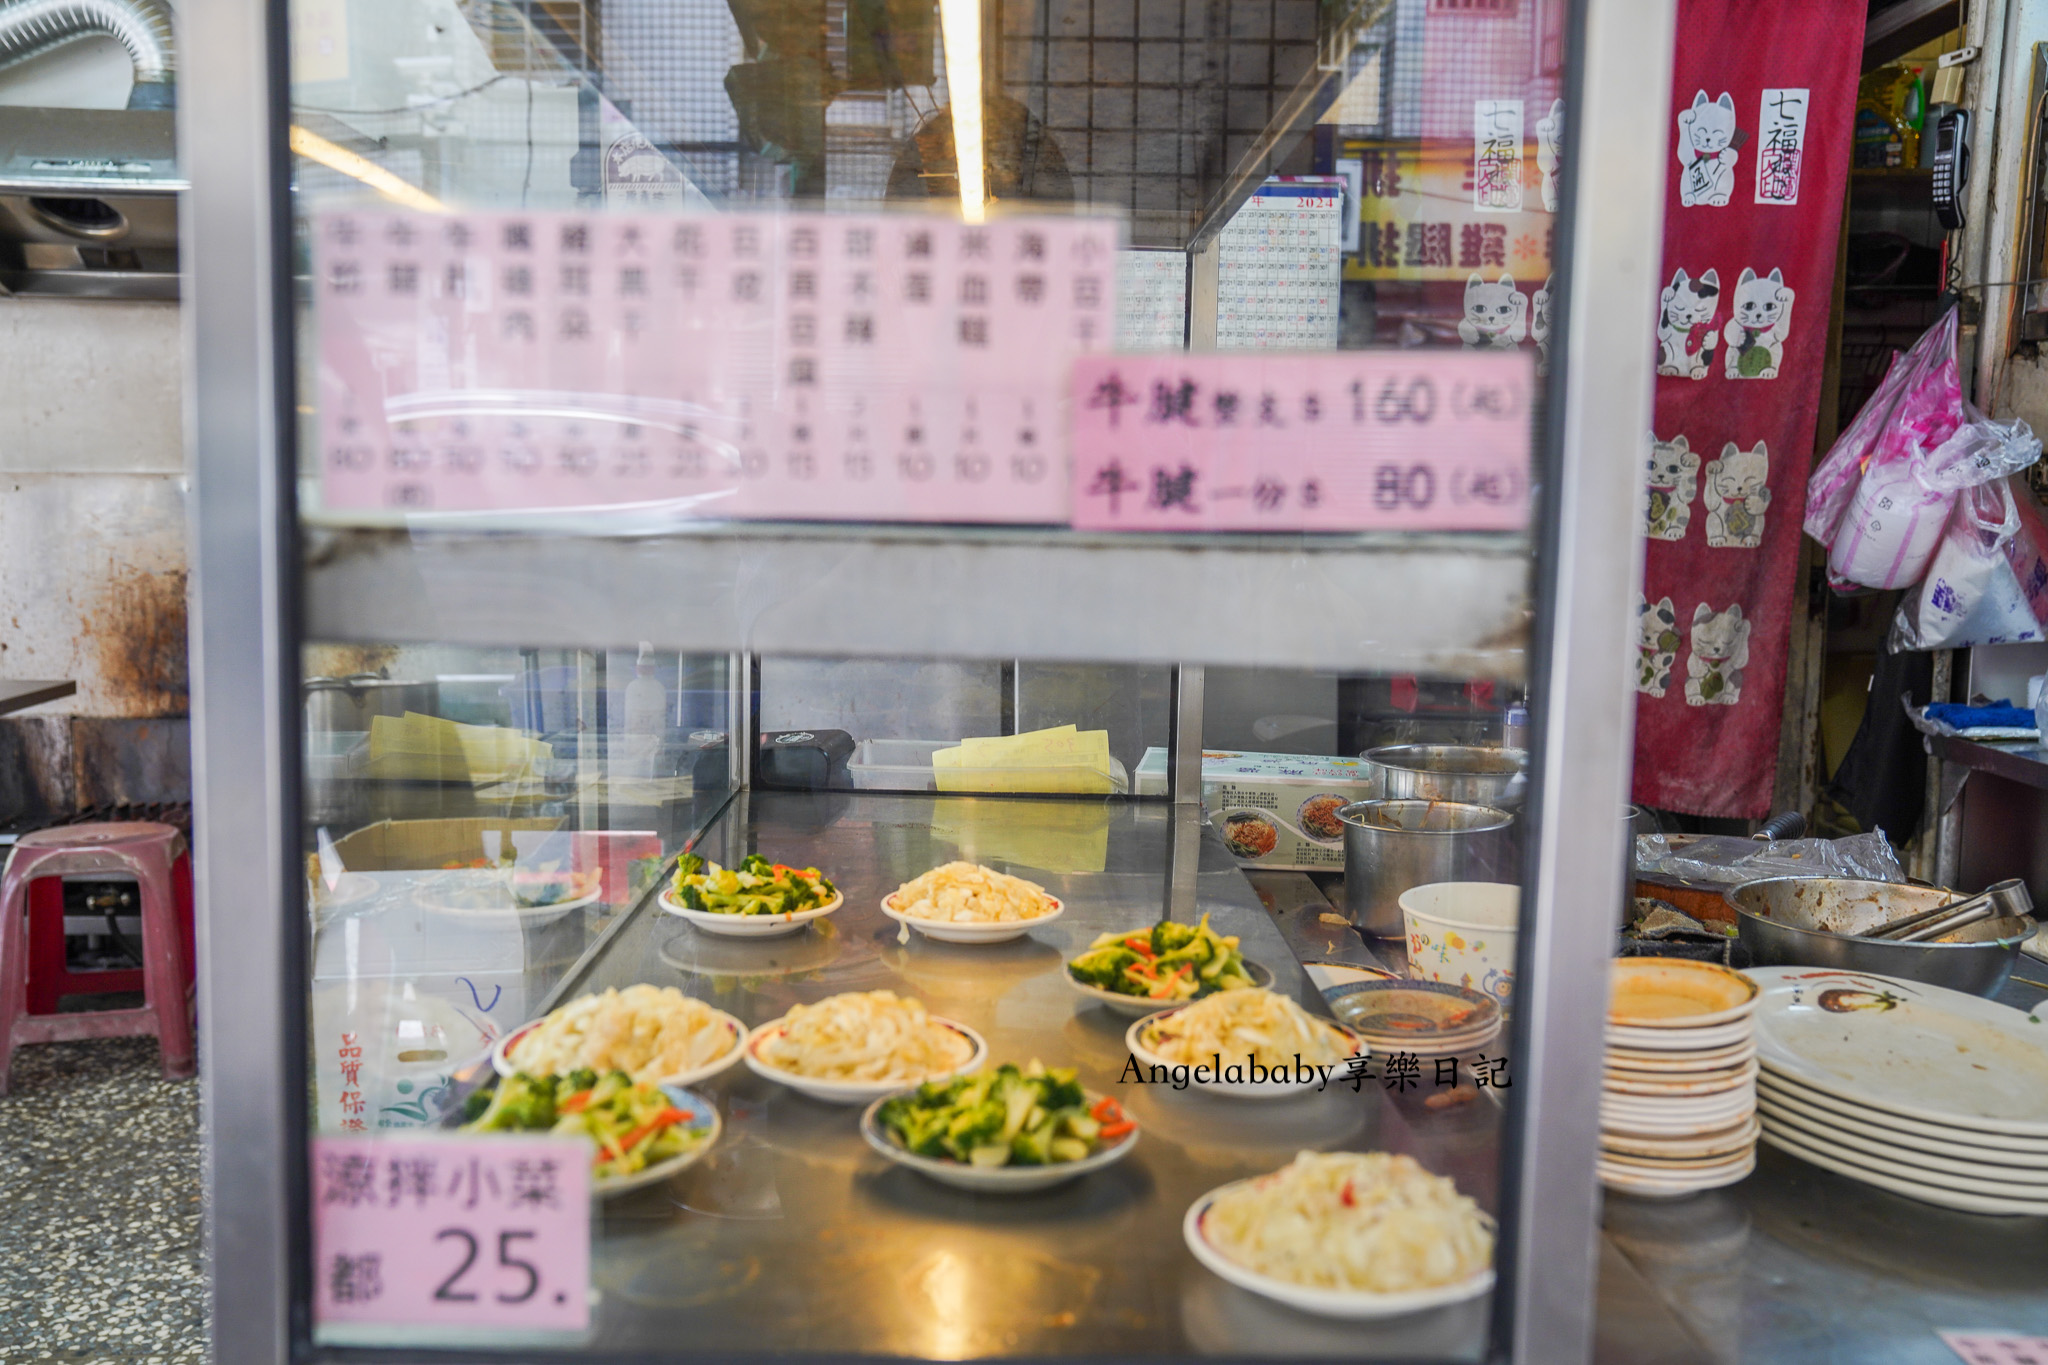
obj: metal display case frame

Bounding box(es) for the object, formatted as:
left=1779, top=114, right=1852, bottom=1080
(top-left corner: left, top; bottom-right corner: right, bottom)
left=181, top=0, right=1677, bottom=1358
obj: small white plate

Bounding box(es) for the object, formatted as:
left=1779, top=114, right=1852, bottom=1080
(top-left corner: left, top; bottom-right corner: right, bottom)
left=594, top=1086, right=723, bottom=1198
left=858, top=1089, right=1139, bottom=1192
left=1126, top=1008, right=1363, bottom=1099
left=1602, top=1081, right=1754, bottom=1113
left=1598, top=1144, right=1756, bottom=1177
left=1183, top=1185, right=1493, bottom=1319
left=1607, top=1019, right=1755, bottom=1052
left=1608, top=959, right=1760, bottom=1030
left=880, top=892, right=1065, bottom=945
left=491, top=1008, right=747, bottom=1090
left=1601, top=1115, right=1760, bottom=1162
left=1603, top=1060, right=1759, bottom=1098
left=1604, top=1042, right=1757, bottom=1073
left=1598, top=1152, right=1754, bottom=1199
left=1600, top=1101, right=1757, bottom=1138
left=1601, top=1100, right=1755, bottom=1133
left=658, top=886, right=843, bottom=938
left=1759, top=1124, right=2048, bottom=1216
left=1064, top=956, right=1274, bottom=1017
left=415, top=881, right=605, bottom=925
left=742, top=1015, right=987, bottom=1105
left=1757, top=1071, right=2048, bottom=1158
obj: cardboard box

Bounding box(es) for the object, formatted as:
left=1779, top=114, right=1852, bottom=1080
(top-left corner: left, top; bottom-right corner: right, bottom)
left=1136, top=748, right=1373, bottom=870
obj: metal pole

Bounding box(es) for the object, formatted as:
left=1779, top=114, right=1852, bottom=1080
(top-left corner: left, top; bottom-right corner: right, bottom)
left=1503, top=0, right=1677, bottom=1359
left=183, top=0, right=298, bottom=1354
left=1165, top=665, right=1205, bottom=919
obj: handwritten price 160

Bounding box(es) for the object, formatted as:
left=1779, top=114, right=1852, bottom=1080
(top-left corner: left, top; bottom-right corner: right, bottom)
left=1348, top=376, right=1525, bottom=426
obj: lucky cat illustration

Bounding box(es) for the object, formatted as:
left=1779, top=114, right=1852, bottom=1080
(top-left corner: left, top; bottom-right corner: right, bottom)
left=1704, top=441, right=1772, bottom=548
left=1723, top=267, right=1794, bottom=378
left=1685, top=603, right=1752, bottom=705
left=1643, top=434, right=1700, bottom=541
left=1458, top=273, right=1528, bottom=349
left=1537, top=99, right=1564, bottom=213
left=1656, top=267, right=1720, bottom=379
left=1637, top=595, right=1681, bottom=698
left=1531, top=276, right=1554, bottom=373
left=1676, top=90, right=1739, bottom=207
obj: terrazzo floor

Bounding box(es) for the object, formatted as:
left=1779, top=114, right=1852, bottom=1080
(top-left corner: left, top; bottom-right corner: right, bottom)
left=0, top=1037, right=206, bottom=1364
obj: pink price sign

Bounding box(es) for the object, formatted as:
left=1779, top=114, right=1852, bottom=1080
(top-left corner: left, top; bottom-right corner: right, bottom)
left=313, top=1134, right=591, bottom=1334
left=1941, top=1335, right=2048, bottom=1365
left=1068, top=351, right=1533, bottom=532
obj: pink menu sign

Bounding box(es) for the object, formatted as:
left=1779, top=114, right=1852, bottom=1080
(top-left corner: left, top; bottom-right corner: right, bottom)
left=1068, top=351, right=1533, bottom=532
left=313, top=1134, right=590, bottom=1333
left=316, top=210, right=1117, bottom=521
left=1942, top=1334, right=2048, bottom=1365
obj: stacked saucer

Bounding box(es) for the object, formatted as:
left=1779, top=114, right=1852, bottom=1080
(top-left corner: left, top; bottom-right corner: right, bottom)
left=1750, top=966, right=2048, bottom=1214
left=1600, top=958, right=1761, bottom=1198
left=1322, top=979, right=1503, bottom=1060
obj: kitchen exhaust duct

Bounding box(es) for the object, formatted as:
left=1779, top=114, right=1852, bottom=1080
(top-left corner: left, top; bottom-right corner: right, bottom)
left=0, top=0, right=175, bottom=109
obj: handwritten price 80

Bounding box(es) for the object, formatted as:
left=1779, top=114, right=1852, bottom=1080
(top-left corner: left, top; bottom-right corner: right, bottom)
left=1373, top=464, right=1438, bottom=511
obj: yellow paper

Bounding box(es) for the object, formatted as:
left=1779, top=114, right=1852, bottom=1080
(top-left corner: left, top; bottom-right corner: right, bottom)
left=931, top=725, right=1114, bottom=794
left=366, top=713, right=551, bottom=784
left=927, top=798, right=1110, bottom=874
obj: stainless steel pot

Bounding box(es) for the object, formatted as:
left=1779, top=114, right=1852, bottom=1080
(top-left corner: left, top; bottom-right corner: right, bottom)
left=1363, top=745, right=1528, bottom=807
left=1339, top=798, right=1515, bottom=938
left=1728, top=876, right=2031, bottom=997
left=303, top=675, right=439, bottom=733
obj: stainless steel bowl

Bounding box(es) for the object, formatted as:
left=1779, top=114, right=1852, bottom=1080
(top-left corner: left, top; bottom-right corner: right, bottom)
left=1363, top=744, right=1528, bottom=806
left=1728, top=876, right=2032, bottom=997
left=1338, top=798, right=1515, bottom=938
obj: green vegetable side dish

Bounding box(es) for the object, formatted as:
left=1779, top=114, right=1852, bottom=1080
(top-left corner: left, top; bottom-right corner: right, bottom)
left=876, top=1061, right=1135, bottom=1168
left=1066, top=913, right=1254, bottom=1001
left=672, top=852, right=837, bottom=917
left=462, top=1069, right=709, bottom=1179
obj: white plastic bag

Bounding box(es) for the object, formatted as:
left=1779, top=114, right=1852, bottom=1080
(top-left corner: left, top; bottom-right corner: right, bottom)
left=1890, top=478, right=2048, bottom=650
left=1830, top=411, right=2041, bottom=590
left=1806, top=309, right=1960, bottom=561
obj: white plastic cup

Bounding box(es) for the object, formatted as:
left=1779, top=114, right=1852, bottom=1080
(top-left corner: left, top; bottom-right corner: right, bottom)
left=1399, top=882, right=1522, bottom=1015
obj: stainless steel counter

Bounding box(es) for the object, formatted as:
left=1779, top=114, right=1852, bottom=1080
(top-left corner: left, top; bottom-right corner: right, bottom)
left=483, top=790, right=2047, bottom=1362
left=1596, top=968, right=2048, bottom=1365
left=544, top=791, right=1503, bottom=1359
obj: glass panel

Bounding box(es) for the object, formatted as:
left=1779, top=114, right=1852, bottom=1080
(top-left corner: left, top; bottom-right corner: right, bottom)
left=288, top=0, right=1565, bottom=1357
left=303, top=643, right=734, bottom=1137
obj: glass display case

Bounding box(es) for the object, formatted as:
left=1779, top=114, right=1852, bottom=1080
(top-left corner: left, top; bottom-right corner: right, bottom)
left=181, top=0, right=1676, bottom=1359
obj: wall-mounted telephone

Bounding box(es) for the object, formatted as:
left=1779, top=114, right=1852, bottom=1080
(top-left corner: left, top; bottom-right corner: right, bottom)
left=1932, top=108, right=1971, bottom=230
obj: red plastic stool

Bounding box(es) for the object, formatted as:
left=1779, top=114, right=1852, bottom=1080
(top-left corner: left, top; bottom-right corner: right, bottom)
left=0, top=821, right=196, bottom=1094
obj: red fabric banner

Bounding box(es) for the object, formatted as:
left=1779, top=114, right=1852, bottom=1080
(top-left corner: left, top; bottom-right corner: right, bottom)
left=1630, top=0, right=1868, bottom=817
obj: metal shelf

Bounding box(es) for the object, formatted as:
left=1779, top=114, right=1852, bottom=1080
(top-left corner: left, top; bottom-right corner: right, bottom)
left=303, top=522, right=1531, bottom=672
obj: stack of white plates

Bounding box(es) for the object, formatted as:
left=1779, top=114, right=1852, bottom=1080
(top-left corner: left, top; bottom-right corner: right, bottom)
left=1600, top=958, right=1762, bottom=1198
left=1320, top=979, right=1503, bottom=1060
left=1749, top=966, right=2048, bottom=1215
